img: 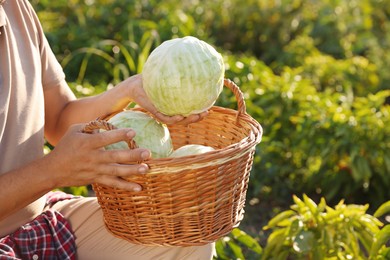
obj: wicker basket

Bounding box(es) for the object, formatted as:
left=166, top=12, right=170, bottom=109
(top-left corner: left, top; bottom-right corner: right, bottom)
left=82, top=79, right=262, bottom=247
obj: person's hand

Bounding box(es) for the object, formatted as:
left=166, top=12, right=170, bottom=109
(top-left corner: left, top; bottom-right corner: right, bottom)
left=123, top=74, right=209, bottom=125
left=45, top=124, right=150, bottom=192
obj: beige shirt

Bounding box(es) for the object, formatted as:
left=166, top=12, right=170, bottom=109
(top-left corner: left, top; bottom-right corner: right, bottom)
left=0, top=0, right=66, bottom=236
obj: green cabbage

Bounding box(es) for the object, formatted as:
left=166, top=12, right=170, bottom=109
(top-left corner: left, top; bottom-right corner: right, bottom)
left=105, top=110, right=173, bottom=159
left=142, top=36, right=225, bottom=116
left=169, top=144, right=215, bottom=158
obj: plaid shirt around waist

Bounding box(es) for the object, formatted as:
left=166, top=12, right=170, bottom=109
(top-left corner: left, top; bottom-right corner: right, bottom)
left=0, top=191, right=78, bottom=260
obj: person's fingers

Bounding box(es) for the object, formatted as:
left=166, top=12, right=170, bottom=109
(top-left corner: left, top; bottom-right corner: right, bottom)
left=170, top=113, right=206, bottom=125
left=152, top=111, right=209, bottom=125
left=97, top=162, right=149, bottom=177
left=199, top=110, right=209, bottom=119
left=180, top=114, right=201, bottom=125
left=93, top=162, right=149, bottom=192
left=95, top=175, right=143, bottom=192
left=68, top=123, right=87, bottom=133
left=101, top=149, right=151, bottom=164
left=153, top=112, right=183, bottom=125
left=87, top=128, right=136, bottom=148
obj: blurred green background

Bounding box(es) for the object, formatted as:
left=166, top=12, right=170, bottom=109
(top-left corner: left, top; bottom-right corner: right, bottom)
left=33, top=0, right=390, bottom=258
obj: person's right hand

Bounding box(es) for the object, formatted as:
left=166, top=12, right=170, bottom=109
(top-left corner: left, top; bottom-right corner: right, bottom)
left=121, top=74, right=209, bottom=126
left=45, top=123, right=150, bottom=192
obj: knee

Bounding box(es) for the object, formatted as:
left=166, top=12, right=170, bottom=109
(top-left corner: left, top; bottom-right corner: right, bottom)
left=182, top=243, right=215, bottom=260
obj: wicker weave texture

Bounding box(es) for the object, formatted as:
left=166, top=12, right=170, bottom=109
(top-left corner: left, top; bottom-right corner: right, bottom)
left=84, top=79, right=263, bottom=246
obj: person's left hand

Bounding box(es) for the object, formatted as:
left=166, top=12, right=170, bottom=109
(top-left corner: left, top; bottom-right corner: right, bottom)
left=123, top=74, right=209, bottom=125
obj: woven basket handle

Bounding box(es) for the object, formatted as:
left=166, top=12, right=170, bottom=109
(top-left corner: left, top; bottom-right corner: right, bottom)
left=223, top=78, right=246, bottom=121
left=82, top=120, right=138, bottom=149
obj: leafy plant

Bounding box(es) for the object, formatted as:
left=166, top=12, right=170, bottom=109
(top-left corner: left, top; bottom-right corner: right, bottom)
left=371, top=201, right=390, bottom=259
left=214, top=228, right=262, bottom=260
left=61, top=30, right=160, bottom=86
left=221, top=51, right=390, bottom=209
left=274, top=35, right=380, bottom=96
left=261, top=194, right=390, bottom=259
left=214, top=197, right=390, bottom=259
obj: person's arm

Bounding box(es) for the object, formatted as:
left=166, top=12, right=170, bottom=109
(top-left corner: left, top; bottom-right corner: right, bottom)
left=1, top=76, right=152, bottom=220
left=0, top=125, right=150, bottom=221
left=44, top=74, right=208, bottom=146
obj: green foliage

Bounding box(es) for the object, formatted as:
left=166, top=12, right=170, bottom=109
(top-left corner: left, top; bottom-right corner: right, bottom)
left=214, top=228, right=262, bottom=260
left=214, top=198, right=390, bottom=259
left=195, top=0, right=390, bottom=92
left=261, top=195, right=390, bottom=260
left=221, top=52, right=390, bottom=209
left=277, top=35, right=380, bottom=96
left=61, top=32, right=160, bottom=86
left=31, top=0, right=204, bottom=83
left=33, top=0, right=390, bottom=91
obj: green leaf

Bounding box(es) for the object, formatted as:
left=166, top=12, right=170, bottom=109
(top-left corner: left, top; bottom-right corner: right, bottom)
left=264, top=210, right=296, bottom=230
left=292, top=230, right=315, bottom=254
left=215, top=239, right=231, bottom=260
left=227, top=240, right=245, bottom=259
left=117, top=42, right=136, bottom=73
left=350, top=218, right=375, bottom=253
left=231, top=228, right=263, bottom=254
left=374, top=200, right=390, bottom=218
left=287, top=219, right=303, bottom=239
left=136, top=31, right=158, bottom=73
left=303, top=194, right=319, bottom=216
left=317, top=197, right=327, bottom=212
left=356, top=227, right=375, bottom=254
left=263, top=228, right=288, bottom=259
left=322, top=228, right=334, bottom=250
left=369, top=225, right=390, bottom=258
left=292, top=195, right=306, bottom=210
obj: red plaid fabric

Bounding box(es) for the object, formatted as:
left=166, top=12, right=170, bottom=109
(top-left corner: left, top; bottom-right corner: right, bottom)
left=0, top=191, right=78, bottom=260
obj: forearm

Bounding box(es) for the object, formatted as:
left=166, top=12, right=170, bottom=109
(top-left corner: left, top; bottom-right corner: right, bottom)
left=45, top=77, right=137, bottom=145
left=0, top=157, right=55, bottom=221
left=64, top=81, right=132, bottom=122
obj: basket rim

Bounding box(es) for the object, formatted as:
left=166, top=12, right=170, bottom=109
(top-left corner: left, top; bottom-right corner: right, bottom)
left=142, top=105, right=262, bottom=166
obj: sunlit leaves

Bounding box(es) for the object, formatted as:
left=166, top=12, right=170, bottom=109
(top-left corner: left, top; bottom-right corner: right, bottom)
left=215, top=228, right=262, bottom=260
left=261, top=195, right=389, bottom=259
